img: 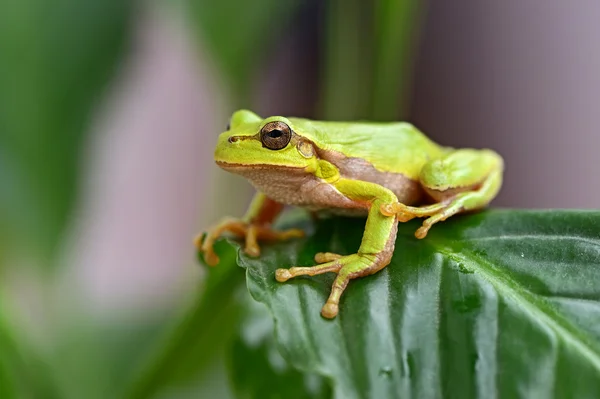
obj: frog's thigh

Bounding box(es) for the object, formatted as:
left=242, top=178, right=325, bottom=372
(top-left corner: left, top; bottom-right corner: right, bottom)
left=413, top=149, right=503, bottom=238
left=420, top=149, right=502, bottom=203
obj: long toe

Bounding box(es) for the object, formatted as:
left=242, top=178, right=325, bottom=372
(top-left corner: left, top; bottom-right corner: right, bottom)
left=321, top=302, right=339, bottom=318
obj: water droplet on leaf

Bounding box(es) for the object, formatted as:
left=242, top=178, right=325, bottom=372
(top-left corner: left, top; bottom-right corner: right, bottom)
left=379, top=366, right=393, bottom=377
left=458, top=263, right=474, bottom=274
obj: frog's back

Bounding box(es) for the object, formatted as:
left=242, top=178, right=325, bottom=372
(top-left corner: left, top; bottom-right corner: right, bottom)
left=289, top=118, right=446, bottom=179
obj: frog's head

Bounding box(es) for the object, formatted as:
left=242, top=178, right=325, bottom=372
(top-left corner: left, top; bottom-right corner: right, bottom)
left=214, top=110, right=319, bottom=173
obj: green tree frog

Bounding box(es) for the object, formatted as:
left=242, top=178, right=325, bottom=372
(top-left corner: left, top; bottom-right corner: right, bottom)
left=197, top=110, right=503, bottom=318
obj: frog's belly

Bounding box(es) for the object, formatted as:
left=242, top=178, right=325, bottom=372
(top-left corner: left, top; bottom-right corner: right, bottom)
left=224, top=165, right=363, bottom=211
left=221, top=163, right=422, bottom=216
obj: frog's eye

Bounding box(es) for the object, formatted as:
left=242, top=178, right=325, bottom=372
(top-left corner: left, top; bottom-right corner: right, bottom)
left=260, top=121, right=292, bottom=150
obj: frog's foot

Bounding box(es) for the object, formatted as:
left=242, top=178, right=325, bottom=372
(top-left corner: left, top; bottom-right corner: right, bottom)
left=381, top=192, right=491, bottom=239
left=195, top=218, right=304, bottom=266
left=380, top=201, right=456, bottom=239
left=276, top=252, right=387, bottom=318
left=380, top=202, right=447, bottom=221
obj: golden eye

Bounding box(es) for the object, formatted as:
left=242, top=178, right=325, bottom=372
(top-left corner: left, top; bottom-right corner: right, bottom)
left=260, top=121, right=292, bottom=150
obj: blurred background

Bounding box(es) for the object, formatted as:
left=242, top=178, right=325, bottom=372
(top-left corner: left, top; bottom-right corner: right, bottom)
left=1, top=0, right=599, bottom=398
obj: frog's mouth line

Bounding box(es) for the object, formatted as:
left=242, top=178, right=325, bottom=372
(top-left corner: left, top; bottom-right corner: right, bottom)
left=215, top=160, right=306, bottom=172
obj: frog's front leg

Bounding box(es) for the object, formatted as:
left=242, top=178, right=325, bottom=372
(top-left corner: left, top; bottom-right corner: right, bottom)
left=276, top=179, right=398, bottom=318
left=381, top=149, right=503, bottom=239
left=196, top=193, right=304, bottom=265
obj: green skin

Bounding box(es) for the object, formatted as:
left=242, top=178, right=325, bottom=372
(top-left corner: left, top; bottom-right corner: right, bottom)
left=197, top=110, right=503, bottom=318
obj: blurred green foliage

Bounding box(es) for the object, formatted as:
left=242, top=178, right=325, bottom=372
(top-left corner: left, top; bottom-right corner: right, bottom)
left=186, top=0, right=304, bottom=104
left=228, top=296, right=331, bottom=399
left=0, top=0, right=424, bottom=398
left=0, top=0, right=134, bottom=263
left=0, top=315, right=19, bottom=399
left=322, top=0, right=421, bottom=120
left=127, top=246, right=245, bottom=399
left=6, top=1, right=596, bottom=398
left=0, top=309, right=61, bottom=398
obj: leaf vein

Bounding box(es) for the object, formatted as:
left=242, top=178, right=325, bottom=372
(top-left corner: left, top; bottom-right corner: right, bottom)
left=462, top=234, right=600, bottom=249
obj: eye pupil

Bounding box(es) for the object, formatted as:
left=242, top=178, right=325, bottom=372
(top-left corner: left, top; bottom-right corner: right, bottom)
left=260, top=122, right=292, bottom=150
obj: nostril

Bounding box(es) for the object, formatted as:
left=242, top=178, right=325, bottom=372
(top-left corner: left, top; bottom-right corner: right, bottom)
left=228, top=136, right=239, bottom=143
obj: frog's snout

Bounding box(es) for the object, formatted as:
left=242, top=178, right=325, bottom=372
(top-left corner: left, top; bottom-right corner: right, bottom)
left=214, top=132, right=233, bottom=161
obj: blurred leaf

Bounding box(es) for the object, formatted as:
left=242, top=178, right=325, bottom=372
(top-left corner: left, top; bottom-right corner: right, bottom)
left=229, top=292, right=331, bottom=399
left=125, top=242, right=245, bottom=399
left=50, top=315, right=177, bottom=399
left=0, top=307, right=61, bottom=398
left=0, top=0, right=134, bottom=263
left=320, top=0, right=373, bottom=120
left=212, top=210, right=600, bottom=398
left=0, top=317, right=16, bottom=399
left=370, top=0, right=423, bottom=120
left=320, top=0, right=424, bottom=120
left=186, top=0, right=303, bottom=102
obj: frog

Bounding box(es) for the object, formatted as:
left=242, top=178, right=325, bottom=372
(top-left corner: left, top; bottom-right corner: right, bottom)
left=196, top=110, right=503, bottom=318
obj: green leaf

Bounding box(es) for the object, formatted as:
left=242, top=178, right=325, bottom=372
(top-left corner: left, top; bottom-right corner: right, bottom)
left=229, top=291, right=331, bottom=399
left=217, top=210, right=600, bottom=398
left=0, top=0, right=134, bottom=261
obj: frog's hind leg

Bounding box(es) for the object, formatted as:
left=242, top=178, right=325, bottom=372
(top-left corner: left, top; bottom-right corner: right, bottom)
left=382, top=149, right=503, bottom=239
